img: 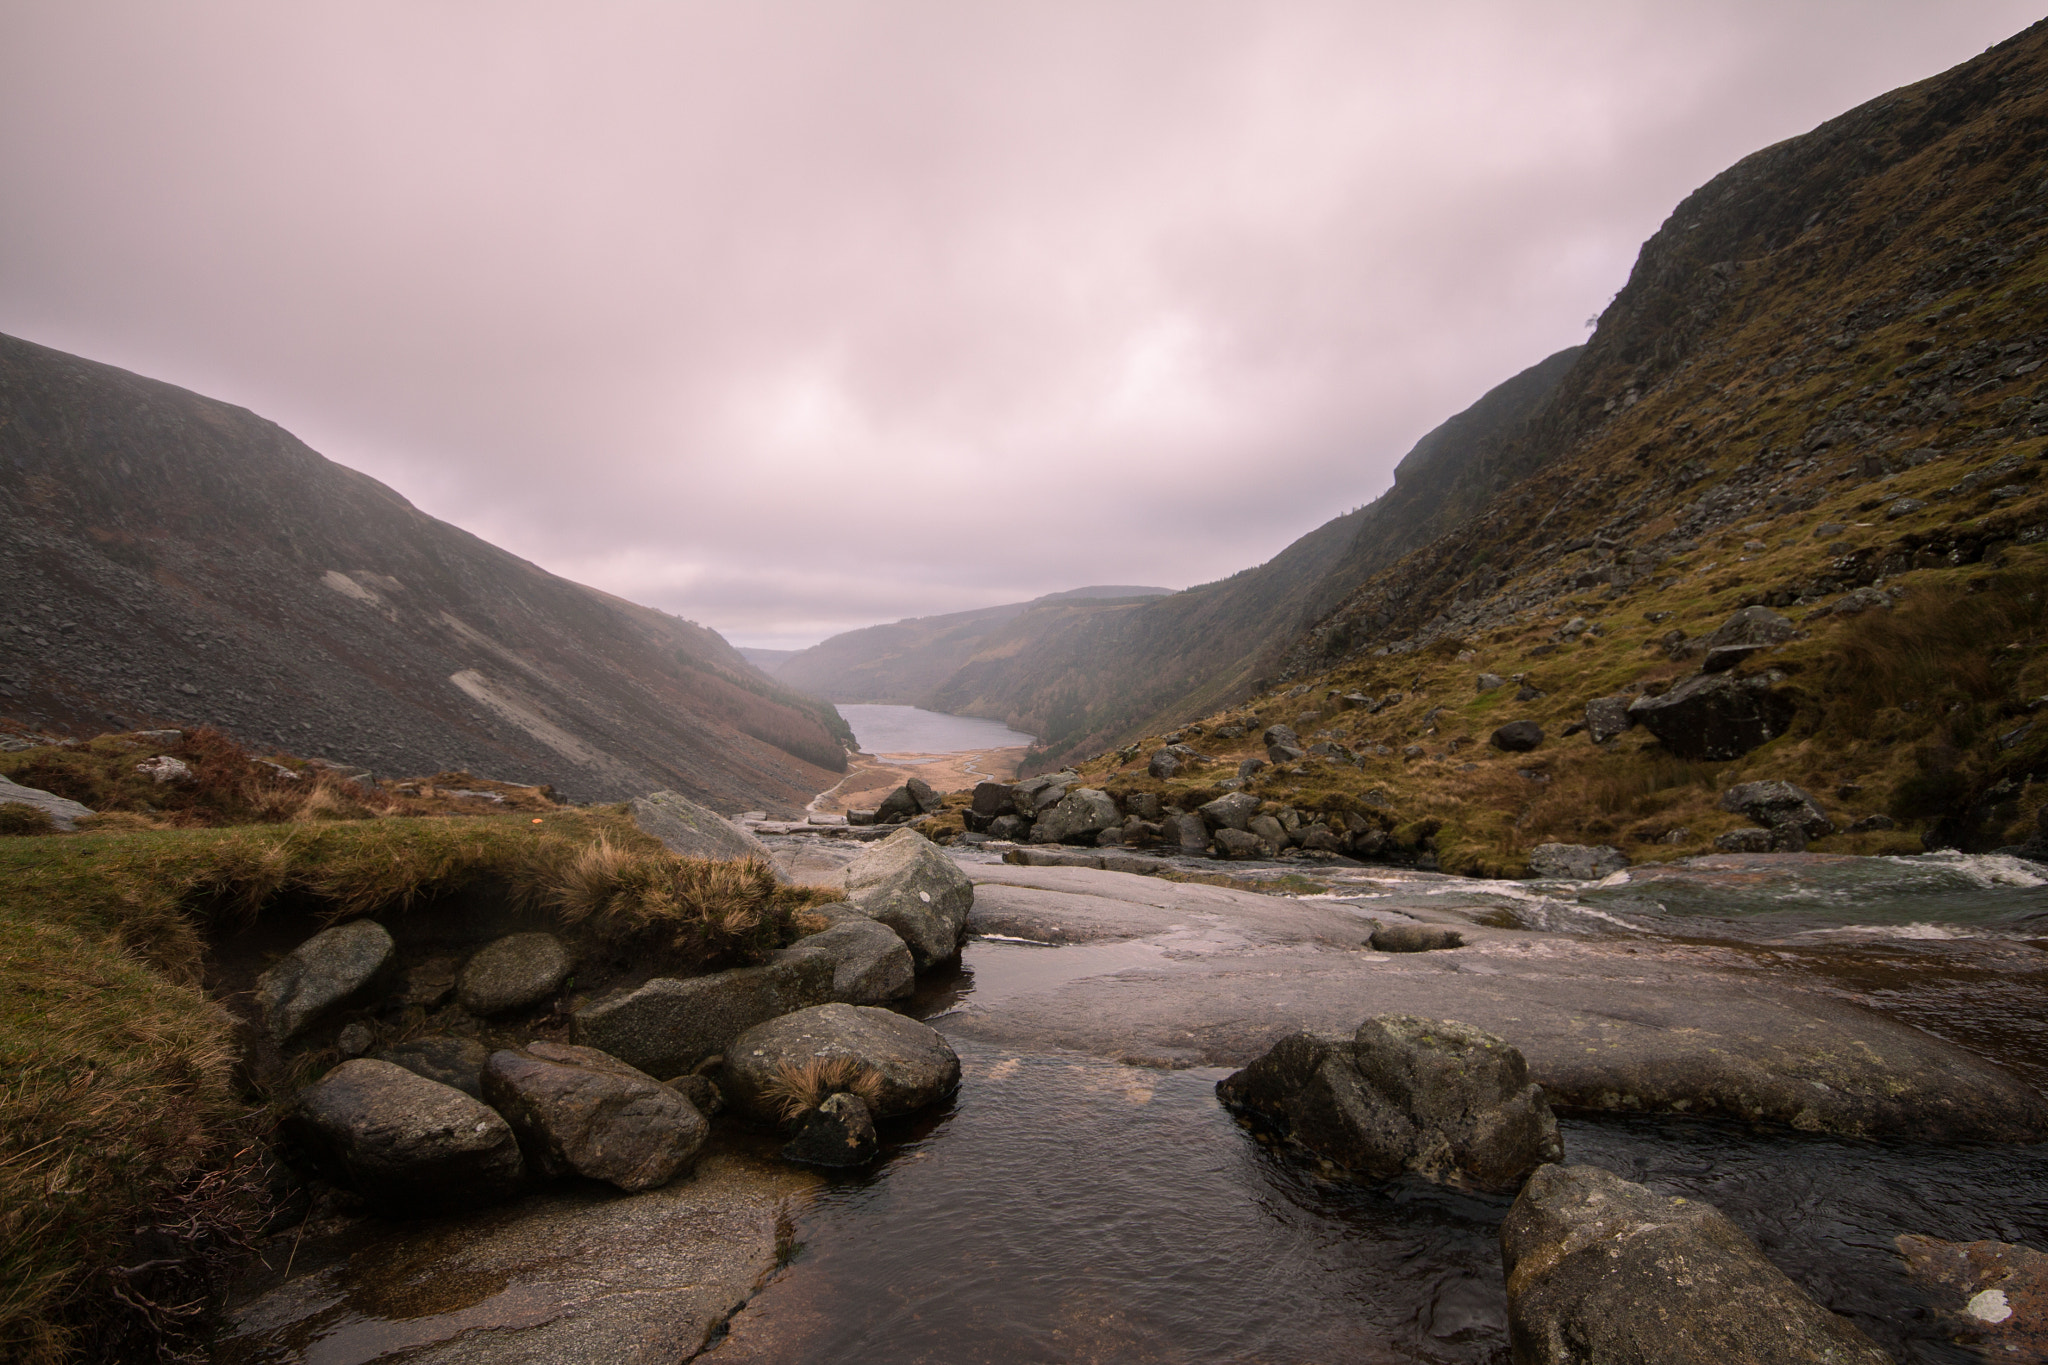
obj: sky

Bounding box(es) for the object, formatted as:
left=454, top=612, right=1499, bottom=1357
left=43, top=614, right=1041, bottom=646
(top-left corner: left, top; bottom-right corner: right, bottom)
left=2, top=4, right=2040, bottom=649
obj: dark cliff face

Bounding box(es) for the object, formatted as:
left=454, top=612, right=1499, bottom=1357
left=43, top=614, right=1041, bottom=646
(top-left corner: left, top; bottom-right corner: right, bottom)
left=0, top=332, right=847, bottom=811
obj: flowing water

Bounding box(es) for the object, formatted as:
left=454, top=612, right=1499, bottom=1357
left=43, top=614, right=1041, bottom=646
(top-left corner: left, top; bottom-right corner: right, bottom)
left=837, top=704, right=1036, bottom=755
left=705, top=853, right=2048, bottom=1365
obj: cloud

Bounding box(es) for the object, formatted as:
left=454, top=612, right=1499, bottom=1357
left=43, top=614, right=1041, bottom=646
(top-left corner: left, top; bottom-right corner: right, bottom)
left=1, top=1, right=2038, bottom=645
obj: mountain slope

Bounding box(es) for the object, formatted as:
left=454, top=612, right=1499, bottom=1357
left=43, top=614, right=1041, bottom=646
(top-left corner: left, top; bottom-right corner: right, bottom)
left=0, top=332, right=850, bottom=812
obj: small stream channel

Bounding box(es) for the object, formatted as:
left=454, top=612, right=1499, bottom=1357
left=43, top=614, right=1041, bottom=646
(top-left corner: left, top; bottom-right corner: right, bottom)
left=702, top=856, right=2048, bottom=1364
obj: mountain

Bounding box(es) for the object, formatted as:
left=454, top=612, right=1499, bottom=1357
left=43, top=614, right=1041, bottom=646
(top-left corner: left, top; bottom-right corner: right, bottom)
left=0, top=332, right=852, bottom=813
left=737, top=646, right=799, bottom=672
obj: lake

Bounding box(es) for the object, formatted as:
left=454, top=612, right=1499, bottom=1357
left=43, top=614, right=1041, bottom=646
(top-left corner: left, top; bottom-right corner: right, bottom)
left=838, top=704, right=1034, bottom=754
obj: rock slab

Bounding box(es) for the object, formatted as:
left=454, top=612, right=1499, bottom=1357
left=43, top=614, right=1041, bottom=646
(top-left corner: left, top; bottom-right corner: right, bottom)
left=0, top=773, right=94, bottom=830
left=258, top=919, right=394, bottom=1042
left=573, top=951, right=834, bottom=1078
left=458, top=932, right=572, bottom=1016
left=1896, top=1232, right=2047, bottom=1359
left=1501, top=1164, right=1890, bottom=1364
left=294, top=1058, right=525, bottom=1216
left=632, top=790, right=786, bottom=880
left=483, top=1042, right=708, bottom=1192
left=723, top=1002, right=961, bottom=1124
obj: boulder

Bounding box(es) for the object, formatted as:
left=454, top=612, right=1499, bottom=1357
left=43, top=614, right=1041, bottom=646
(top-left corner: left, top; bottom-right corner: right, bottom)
left=905, top=776, right=943, bottom=814
left=1368, top=924, right=1464, bottom=953
left=1247, top=814, right=1289, bottom=849
left=1214, top=828, right=1266, bottom=859
left=967, top=781, right=1015, bottom=828
left=1490, top=721, right=1544, bottom=752
left=1198, top=791, right=1261, bottom=832
left=0, top=773, right=94, bottom=831
left=1526, top=844, right=1628, bottom=880
left=377, top=1035, right=490, bottom=1099
left=1718, top=780, right=1834, bottom=841
left=457, top=932, right=572, bottom=1016
left=257, top=919, right=394, bottom=1042
left=1124, top=791, right=1164, bottom=820
left=668, top=1072, right=723, bottom=1117
left=1626, top=672, right=1796, bottom=761
left=293, top=1059, right=525, bottom=1216
left=1702, top=604, right=1797, bottom=653
left=1582, top=696, right=1633, bottom=744
left=781, top=1092, right=878, bottom=1168
left=1895, top=1233, right=2047, bottom=1359
left=1299, top=826, right=1345, bottom=854
left=1701, top=643, right=1770, bottom=674
left=1147, top=749, right=1181, bottom=780
left=1714, top=827, right=1780, bottom=853
left=1476, top=673, right=1506, bottom=693
left=1501, top=1164, right=1890, bottom=1364
left=572, top=951, right=835, bottom=1078
left=874, top=785, right=922, bottom=823
left=722, top=1003, right=961, bottom=1124
left=631, top=791, right=786, bottom=880
left=1237, top=757, right=1267, bottom=780
left=842, top=827, right=975, bottom=969
left=1009, top=775, right=1060, bottom=817
left=1165, top=811, right=1212, bottom=852
left=783, top=917, right=914, bottom=1003
left=1217, top=1016, right=1561, bottom=1191
left=1031, top=787, right=1122, bottom=844
left=482, top=1042, right=708, bottom=1192
left=986, top=814, right=1031, bottom=841
left=136, top=754, right=195, bottom=784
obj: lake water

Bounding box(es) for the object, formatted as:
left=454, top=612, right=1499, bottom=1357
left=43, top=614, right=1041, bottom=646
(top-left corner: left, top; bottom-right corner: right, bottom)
left=838, top=704, right=1034, bottom=754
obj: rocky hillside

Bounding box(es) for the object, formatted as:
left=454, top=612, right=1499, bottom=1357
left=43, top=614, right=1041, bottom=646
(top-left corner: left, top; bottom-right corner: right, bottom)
left=0, top=332, right=851, bottom=812
left=1040, top=18, right=2048, bottom=868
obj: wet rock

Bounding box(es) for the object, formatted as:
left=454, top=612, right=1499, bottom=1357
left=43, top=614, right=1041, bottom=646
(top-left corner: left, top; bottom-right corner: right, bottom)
left=572, top=951, right=835, bottom=1078
left=0, top=773, right=93, bottom=831
left=843, top=827, right=975, bottom=970
left=1583, top=696, right=1634, bottom=744
left=1368, top=924, right=1464, bottom=953
left=293, top=1059, right=525, bottom=1216
left=1490, top=720, right=1544, bottom=752
left=1199, top=791, right=1261, bottom=832
left=723, top=1003, right=961, bottom=1124
left=458, top=932, right=572, bottom=1016
left=632, top=790, right=786, bottom=879
left=483, top=1042, right=709, bottom=1192
left=1525, top=844, right=1628, bottom=880
left=1032, top=787, right=1122, bottom=844
left=258, top=919, right=394, bottom=1042
left=1218, top=1016, right=1562, bottom=1191
left=782, top=917, right=914, bottom=1003
left=1214, top=828, right=1266, bottom=859
left=1719, top=780, right=1834, bottom=841
left=378, top=1035, right=490, bottom=1099
left=1502, top=1164, right=1890, bottom=1364
left=1896, top=1232, right=2048, bottom=1358
left=781, top=1092, right=878, bottom=1168
left=1627, top=671, right=1796, bottom=761
left=1147, top=748, right=1181, bottom=780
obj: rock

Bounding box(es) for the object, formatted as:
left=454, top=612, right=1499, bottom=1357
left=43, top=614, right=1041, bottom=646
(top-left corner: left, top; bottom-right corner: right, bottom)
left=1247, top=814, right=1289, bottom=849
left=257, top=919, right=394, bottom=1042
left=482, top=1042, right=709, bottom=1192
left=1813, top=521, right=1847, bottom=539
left=843, top=827, right=975, bottom=970
left=1718, top=780, right=1834, bottom=841
left=781, top=1092, right=878, bottom=1168
left=293, top=1059, right=525, bottom=1216
left=135, top=754, right=194, bottom=784
left=1490, top=721, right=1544, bottom=752
left=1886, top=496, right=1927, bottom=519
left=1217, top=1016, right=1561, bottom=1191
left=1198, top=791, right=1261, bottom=831
left=1124, top=792, right=1164, bottom=820
left=783, top=917, right=914, bottom=1003
left=1896, top=1233, right=2048, bottom=1359
left=1299, top=826, right=1345, bottom=854
left=669, top=1072, right=723, bottom=1116
left=1031, top=787, right=1122, bottom=844
left=1268, top=740, right=1306, bottom=763
left=336, top=1022, right=376, bottom=1058
left=1501, top=1165, right=1890, bottom=1364
left=457, top=932, right=572, bottom=1016
left=722, top=1003, right=961, bottom=1124
left=572, top=951, right=835, bottom=1078
left=1702, top=604, right=1797, bottom=654
left=632, top=791, right=786, bottom=880
left=0, top=773, right=94, bottom=831
left=966, top=781, right=1016, bottom=834
left=1847, top=813, right=1895, bottom=833
left=1714, top=827, right=1779, bottom=853
left=1165, top=811, right=1211, bottom=852
left=1214, top=828, right=1266, bottom=859
left=986, top=813, right=1031, bottom=841
left=1009, top=775, right=1060, bottom=817
left=1526, top=844, right=1628, bottom=880
left=1237, top=757, right=1267, bottom=780
left=1263, top=723, right=1300, bottom=747
left=1700, top=642, right=1771, bottom=673
left=1476, top=673, right=1506, bottom=693
left=1583, top=696, right=1633, bottom=744
left=905, top=776, right=942, bottom=814
left=874, top=785, right=922, bottom=823
left=1338, top=693, right=1374, bottom=710
left=1147, top=749, right=1181, bottom=780
left=1368, top=924, right=1464, bottom=953
left=845, top=808, right=878, bottom=826
left=1626, top=671, right=1795, bottom=761
left=1826, top=586, right=1893, bottom=616
left=378, top=1035, right=491, bottom=1099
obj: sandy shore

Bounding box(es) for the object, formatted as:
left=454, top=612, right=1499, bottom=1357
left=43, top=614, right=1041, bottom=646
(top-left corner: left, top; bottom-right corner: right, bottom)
left=807, top=745, right=1027, bottom=814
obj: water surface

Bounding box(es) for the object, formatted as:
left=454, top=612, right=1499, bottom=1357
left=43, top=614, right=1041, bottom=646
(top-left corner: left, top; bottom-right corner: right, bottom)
left=839, top=704, right=1035, bottom=754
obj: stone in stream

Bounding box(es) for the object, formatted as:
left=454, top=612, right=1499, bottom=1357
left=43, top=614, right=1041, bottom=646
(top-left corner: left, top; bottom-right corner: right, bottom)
left=257, top=919, right=394, bottom=1042
left=1525, top=843, right=1628, bottom=880
left=457, top=932, right=573, bottom=1016
left=1895, top=1232, right=2048, bottom=1358
left=483, top=1042, right=709, bottom=1192
left=781, top=1092, right=879, bottom=1168
left=632, top=790, right=787, bottom=880
left=1218, top=1015, right=1561, bottom=1191
left=377, top=1034, right=491, bottom=1099
left=1501, top=1164, right=1890, bottom=1364
left=781, top=916, right=915, bottom=1003
left=293, top=1058, right=526, bottom=1216
left=572, top=951, right=835, bottom=1078
left=722, top=1003, right=961, bottom=1125
left=842, top=827, right=975, bottom=970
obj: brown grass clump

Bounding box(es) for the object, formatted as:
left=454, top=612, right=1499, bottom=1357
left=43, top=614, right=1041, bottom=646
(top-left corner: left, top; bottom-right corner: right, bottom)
left=553, top=836, right=844, bottom=966
left=760, top=1056, right=885, bottom=1123
left=0, top=802, right=57, bottom=836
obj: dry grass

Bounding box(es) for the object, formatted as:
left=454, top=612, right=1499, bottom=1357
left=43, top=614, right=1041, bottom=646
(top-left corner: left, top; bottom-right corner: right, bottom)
left=760, top=1056, right=885, bottom=1123
left=553, top=835, right=842, bottom=964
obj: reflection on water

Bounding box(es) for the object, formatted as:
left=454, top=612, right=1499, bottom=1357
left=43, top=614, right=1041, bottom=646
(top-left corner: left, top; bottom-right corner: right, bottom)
left=839, top=704, right=1035, bottom=754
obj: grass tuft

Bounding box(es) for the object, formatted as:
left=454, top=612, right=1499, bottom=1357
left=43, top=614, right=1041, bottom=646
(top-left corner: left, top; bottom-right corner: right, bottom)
left=760, top=1056, right=885, bottom=1123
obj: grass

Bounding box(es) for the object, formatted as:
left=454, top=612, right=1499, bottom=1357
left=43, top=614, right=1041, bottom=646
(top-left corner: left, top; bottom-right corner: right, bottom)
left=0, top=803, right=842, bottom=1362
left=760, top=1056, right=886, bottom=1124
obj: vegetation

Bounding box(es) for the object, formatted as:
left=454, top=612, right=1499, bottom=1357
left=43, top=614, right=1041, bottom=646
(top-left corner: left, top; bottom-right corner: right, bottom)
left=761, top=1056, right=886, bottom=1123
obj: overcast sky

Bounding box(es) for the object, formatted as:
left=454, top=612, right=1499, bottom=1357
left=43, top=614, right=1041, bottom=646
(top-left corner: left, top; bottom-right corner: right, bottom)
left=2, top=4, right=2038, bottom=648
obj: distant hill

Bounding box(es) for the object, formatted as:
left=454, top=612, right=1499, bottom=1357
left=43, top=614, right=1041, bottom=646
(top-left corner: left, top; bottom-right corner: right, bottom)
left=0, top=333, right=852, bottom=813
left=737, top=646, right=799, bottom=672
